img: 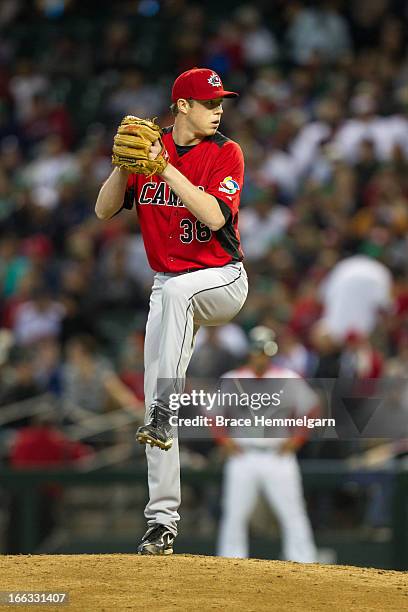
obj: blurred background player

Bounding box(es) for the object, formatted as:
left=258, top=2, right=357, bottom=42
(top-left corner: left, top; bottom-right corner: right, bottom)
left=216, top=326, right=318, bottom=562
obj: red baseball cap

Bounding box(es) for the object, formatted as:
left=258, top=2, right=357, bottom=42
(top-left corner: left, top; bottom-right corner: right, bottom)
left=171, top=68, right=239, bottom=102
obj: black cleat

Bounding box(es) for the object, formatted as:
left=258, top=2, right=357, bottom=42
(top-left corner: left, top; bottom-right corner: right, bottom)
left=136, top=403, right=174, bottom=451
left=137, top=524, right=175, bottom=555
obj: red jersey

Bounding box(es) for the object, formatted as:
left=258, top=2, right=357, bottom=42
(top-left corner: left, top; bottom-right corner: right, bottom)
left=121, top=128, right=244, bottom=273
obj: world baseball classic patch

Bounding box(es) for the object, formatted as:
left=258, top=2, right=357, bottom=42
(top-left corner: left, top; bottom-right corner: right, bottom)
left=219, top=176, right=240, bottom=195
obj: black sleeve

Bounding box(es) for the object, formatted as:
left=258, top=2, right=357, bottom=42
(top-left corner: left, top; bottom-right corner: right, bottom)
left=216, top=197, right=232, bottom=222
left=123, top=185, right=136, bottom=210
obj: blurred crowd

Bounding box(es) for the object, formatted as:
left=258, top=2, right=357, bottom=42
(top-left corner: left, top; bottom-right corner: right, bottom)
left=0, top=0, right=408, bottom=472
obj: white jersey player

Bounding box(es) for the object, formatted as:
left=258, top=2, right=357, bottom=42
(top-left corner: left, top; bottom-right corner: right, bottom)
left=216, top=326, right=318, bottom=562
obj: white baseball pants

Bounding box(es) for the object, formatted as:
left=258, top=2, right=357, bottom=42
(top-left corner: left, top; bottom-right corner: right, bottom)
left=217, top=450, right=317, bottom=562
left=143, top=262, right=248, bottom=535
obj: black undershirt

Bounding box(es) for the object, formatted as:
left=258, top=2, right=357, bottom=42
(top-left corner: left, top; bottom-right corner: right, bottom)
left=175, top=143, right=196, bottom=157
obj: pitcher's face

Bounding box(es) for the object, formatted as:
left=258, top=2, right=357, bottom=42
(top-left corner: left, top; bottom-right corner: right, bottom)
left=185, top=98, right=224, bottom=137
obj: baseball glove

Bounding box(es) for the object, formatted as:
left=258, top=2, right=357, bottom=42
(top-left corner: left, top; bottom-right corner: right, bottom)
left=112, top=115, right=168, bottom=176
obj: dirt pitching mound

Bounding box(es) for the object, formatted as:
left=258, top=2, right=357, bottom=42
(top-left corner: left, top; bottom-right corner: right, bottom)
left=0, top=554, right=406, bottom=611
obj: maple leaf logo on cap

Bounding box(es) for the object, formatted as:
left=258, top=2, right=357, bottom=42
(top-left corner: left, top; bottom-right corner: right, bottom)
left=208, top=72, right=222, bottom=88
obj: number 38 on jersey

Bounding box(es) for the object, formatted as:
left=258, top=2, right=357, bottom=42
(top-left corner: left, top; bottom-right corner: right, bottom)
left=180, top=219, right=212, bottom=243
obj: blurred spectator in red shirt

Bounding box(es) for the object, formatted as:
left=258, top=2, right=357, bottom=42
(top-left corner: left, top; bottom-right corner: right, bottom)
left=6, top=414, right=93, bottom=553
left=9, top=415, right=92, bottom=467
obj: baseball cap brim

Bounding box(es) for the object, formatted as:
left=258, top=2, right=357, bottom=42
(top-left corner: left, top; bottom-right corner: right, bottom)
left=192, top=90, right=239, bottom=100
left=173, top=90, right=239, bottom=102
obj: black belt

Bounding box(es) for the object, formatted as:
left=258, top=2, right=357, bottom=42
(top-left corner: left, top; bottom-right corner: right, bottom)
left=161, top=268, right=202, bottom=276
left=161, top=262, right=243, bottom=276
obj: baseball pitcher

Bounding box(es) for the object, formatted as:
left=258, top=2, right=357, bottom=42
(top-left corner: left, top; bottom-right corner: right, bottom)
left=95, top=68, right=248, bottom=554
